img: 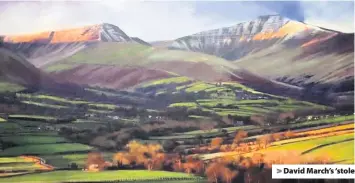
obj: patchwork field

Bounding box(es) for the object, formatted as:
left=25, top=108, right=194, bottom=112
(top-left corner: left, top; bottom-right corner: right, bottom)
left=0, top=156, right=52, bottom=173
left=201, top=124, right=354, bottom=163
left=0, top=136, right=68, bottom=145
left=0, top=143, right=93, bottom=157
left=0, top=170, right=203, bottom=183
left=42, top=153, right=114, bottom=169
left=149, top=116, right=354, bottom=141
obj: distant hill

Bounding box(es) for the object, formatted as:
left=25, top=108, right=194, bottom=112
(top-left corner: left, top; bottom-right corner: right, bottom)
left=1, top=23, right=134, bottom=67
left=167, top=15, right=354, bottom=107
left=1, top=19, right=352, bottom=107
left=131, top=37, right=151, bottom=46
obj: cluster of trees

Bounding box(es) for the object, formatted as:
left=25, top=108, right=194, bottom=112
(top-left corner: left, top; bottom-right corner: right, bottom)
left=84, top=138, right=334, bottom=183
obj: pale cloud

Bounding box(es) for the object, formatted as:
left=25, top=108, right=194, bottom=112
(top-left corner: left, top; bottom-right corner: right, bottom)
left=301, top=1, right=354, bottom=33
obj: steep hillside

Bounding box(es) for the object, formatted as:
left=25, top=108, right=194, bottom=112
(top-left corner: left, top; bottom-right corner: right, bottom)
left=169, top=15, right=354, bottom=107
left=3, top=23, right=132, bottom=43
left=2, top=21, right=351, bottom=106
left=43, top=42, right=302, bottom=97
left=0, top=47, right=89, bottom=96
left=0, top=48, right=44, bottom=91
left=1, top=23, right=133, bottom=67
left=170, top=15, right=336, bottom=60
left=169, top=15, right=353, bottom=84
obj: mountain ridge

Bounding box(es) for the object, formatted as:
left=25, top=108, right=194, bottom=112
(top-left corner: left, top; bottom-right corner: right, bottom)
left=2, top=23, right=132, bottom=43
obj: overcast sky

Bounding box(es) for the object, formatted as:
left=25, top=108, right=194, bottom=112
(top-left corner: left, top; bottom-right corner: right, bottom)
left=0, top=1, right=353, bottom=41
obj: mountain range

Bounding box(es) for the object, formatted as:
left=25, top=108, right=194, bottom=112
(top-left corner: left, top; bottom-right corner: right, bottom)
left=0, top=15, right=353, bottom=107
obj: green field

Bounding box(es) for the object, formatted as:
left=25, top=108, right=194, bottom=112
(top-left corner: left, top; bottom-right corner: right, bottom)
left=149, top=116, right=353, bottom=141
left=168, top=102, right=198, bottom=109
left=0, top=136, right=68, bottom=145
left=43, top=153, right=113, bottom=168
left=0, top=157, right=30, bottom=163
left=0, top=82, right=25, bottom=92
left=0, top=143, right=93, bottom=156
left=8, top=115, right=56, bottom=121
left=21, top=101, right=69, bottom=109
left=0, top=162, right=40, bottom=171
left=292, top=115, right=354, bottom=127
left=88, top=103, right=117, bottom=110
left=268, top=133, right=354, bottom=151
left=17, top=93, right=89, bottom=105
left=0, top=170, right=203, bottom=183
left=308, top=140, right=354, bottom=163
left=0, top=157, right=42, bottom=172
left=179, top=82, right=214, bottom=93
left=267, top=133, right=354, bottom=163
left=178, top=125, right=256, bottom=136
left=142, top=76, right=192, bottom=87
left=0, top=123, right=22, bottom=133
left=44, top=42, right=239, bottom=74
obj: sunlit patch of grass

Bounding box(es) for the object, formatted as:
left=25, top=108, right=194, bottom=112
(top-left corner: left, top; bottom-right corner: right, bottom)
left=168, top=102, right=198, bottom=109
left=43, top=153, right=113, bottom=168
left=0, top=136, right=68, bottom=145
left=183, top=82, right=214, bottom=92
left=0, top=143, right=93, bottom=156
left=0, top=82, right=25, bottom=93
left=0, top=170, right=201, bottom=183
left=8, top=114, right=56, bottom=121
left=88, top=103, right=116, bottom=110
left=21, top=101, right=69, bottom=109
left=178, top=125, right=256, bottom=135
left=88, top=109, right=112, bottom=113
left=17, top=93, right=89, bottom=105
left=142, top=76, right=192, bottom=87
left=267, top=133, right=354, bottom=152
left=0, top=157, right=31, bottom=164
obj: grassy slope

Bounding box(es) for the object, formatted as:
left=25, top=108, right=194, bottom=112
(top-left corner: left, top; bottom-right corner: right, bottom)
left=234, top=45, right=354, bottom=83
left=152, top=116, right=353, bottom=141
left=0, top=82, right=25, bottom=93
left=42, top=153, right=113, bottom=168
left=45, top=42, right=237, bottom=72
left=8, top=115, right=57, bottom=120
left=140, top=77, right=328, bottom=119
left=17, top=93, right=89, bottom=105
left=0, top=170, right=201, bottom=183
left=202, top=130, right=354, bottom=161
left=0, top=162, right=41, bottom=171
left=0, top=143, right=92, bottom=156
left=0, top=157, right=42, bottom=172
left=0, top=136, right=69, bottom=145
left=0, top=157, right=31, bottom=163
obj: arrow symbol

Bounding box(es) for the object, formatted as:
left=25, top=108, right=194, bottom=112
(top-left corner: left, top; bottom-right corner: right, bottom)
left=277, top=169, right=282, bottom=173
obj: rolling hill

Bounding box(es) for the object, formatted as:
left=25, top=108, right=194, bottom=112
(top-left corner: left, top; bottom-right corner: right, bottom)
left=169, top=15, right=353, bottom=84
left=1, top=23, right=304, bottom=98
left=1, top=23, right=141, bottom=68
left=1, top=18, right=352, bottom=107
left=168, top=15, right=354, bottom=107
left=0, top=48, right=44, bottom=92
